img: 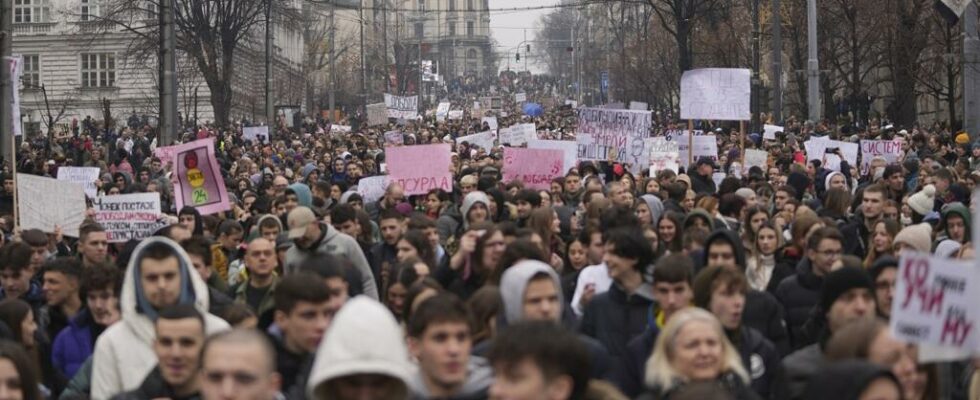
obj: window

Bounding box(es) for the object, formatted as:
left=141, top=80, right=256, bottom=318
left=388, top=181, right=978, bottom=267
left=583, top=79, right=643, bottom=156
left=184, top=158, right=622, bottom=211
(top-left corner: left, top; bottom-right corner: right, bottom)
left=466, top=21, right=474, bottom=37
left=80, top=0, right=100, bottom=21
left=448, top=0, right=454, bottom=11
left=467, top=49, right=477, bottom=59
left=20, top=55, right=39, bottom=89
left=144, top=0, right=159, bottom=19
left=467, top=0, right=473, bottom=10
left=81, top=53, right=115, bottom=88
left=415, top=22, right=423, bottom=38
left=417, top=0, right=424, bottom=12
left=13, top=0, right=49, bottom=23
left=448, top=22, right=455, bottom=37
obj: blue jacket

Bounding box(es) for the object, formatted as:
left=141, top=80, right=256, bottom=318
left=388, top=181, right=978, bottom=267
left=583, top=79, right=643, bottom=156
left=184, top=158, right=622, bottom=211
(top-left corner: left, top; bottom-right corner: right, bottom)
left=51, top=309, right=95, bottom=379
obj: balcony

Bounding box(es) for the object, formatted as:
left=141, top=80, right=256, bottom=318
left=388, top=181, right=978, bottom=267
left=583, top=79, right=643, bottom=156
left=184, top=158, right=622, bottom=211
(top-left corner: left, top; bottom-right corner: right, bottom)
left=12, top=23, right=56, bottom=36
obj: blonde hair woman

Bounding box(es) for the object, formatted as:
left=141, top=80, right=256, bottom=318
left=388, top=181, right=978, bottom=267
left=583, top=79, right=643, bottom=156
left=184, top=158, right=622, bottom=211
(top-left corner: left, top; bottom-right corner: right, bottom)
left=639, top=308, right=755, bottom=400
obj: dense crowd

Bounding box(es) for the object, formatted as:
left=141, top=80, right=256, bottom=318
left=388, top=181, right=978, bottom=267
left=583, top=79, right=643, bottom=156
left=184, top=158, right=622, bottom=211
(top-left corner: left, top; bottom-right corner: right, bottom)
left=0, top=76, right=975, bottom=400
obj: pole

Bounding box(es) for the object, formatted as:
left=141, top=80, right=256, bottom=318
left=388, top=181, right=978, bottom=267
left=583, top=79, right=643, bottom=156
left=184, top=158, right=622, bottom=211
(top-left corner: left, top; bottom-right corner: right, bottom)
left=806, top=0, right=820, bottom=122
left=751, top=0, right=761, bottom=132
left=772, top=0, right=783, bottom=122
left=418, top=5, right=423, bottom=115
left=0, top=0, right=10, bottom=161
left=9, top=131, right=15, bottom=230
left=383, top=0, right=390, bottom=93
left=964, top=2, right=980, bottom=139
left=158, top=0, right=177, bottom=145
left=687, top=119, right=694, bottom=167
left=739, top=120, right=746, bottom=167
left=264, top=0, right=274, bottom=126
left=359, top=3, right=368, bottom=113
left=328, top=4, right=336, bottom=119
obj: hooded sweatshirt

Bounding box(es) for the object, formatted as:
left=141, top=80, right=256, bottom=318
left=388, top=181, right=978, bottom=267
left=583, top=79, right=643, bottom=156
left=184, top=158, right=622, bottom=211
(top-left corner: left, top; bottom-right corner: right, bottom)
left=91, top=237, right=230, bottom=399
left=284, top=223, right=379, bottom=300
left=307, top=297, right=413, bottom=399
left=288, top=183, right=314, bottom=208
left=460, top=191, right=491, bottom=231
left=940, top=202, right=971, bottom=243
left=640, top=194, right=664, bottom=227
left=408, top=359, right=492, bottom=400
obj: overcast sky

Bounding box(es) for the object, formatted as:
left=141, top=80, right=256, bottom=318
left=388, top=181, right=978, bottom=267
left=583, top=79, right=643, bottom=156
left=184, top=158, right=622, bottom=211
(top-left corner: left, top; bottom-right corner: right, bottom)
left=490, top=0, right=561, bottom=73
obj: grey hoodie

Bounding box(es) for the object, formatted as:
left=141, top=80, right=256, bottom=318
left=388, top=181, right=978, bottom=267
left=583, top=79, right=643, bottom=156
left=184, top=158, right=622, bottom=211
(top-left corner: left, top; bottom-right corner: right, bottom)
left=284, top=223, right=379, bottom=300
left=499, top=260, right=562, bottom=323
left=407, top=358, right=493, bottom=400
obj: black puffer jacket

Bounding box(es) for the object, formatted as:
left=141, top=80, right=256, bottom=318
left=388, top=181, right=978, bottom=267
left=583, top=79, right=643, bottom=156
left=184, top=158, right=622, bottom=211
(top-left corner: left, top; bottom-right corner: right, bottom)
left=774, top=257, right=824, bottom=350
left=579, top=283, right=655, bottom=386
left=731, top=327, right=781, bottom=399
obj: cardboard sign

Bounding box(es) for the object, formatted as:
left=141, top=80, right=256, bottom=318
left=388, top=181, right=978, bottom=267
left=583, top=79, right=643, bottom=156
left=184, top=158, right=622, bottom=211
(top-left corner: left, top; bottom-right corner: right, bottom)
left=94, top=193, right=164, bottom=243
left=890, top=251, right=980, bottom=352
left=576, top=108, right=652, bottom=172
left=629, top=101, right=648, bottom=111
left=243, top=126, right=269, bottom=143
left=448, top=110, right=464, bottom=120
left=680, top=68, right=752, bottom=121
left=330, top=125, right=352, bottom=134
left=17, top=173, right=86, bottom=237
left=57, top=167, right=100, bottom=198
left=357, top=176, right=390, bottom=204
left=386, top=144, right=453, bottom=195
left=384, top=131, right=404, bottom=146
left=763, top=124, right=783, bottom=140
left=482, top=117, right=498, bottom=130
left=500, top=124, right=536, bottom=146
left=515, top=93, right=527, bottom=103
left=860, top=139, right=903, bottom=176
left=675, top=134, right=719, bottom=166
left=384, top=94, right=418, bottom=119
left=647, top=137, right=680, bottom=174
left=457, top=131, right=496, bottom=153
left=172, top=139, right=231, bottom=215
left=743, top=149, right=769, bottom=173
left=367, top=102, right=388, bottom=126
left=502, top=148, right=564, bottom=190
left=527, top=140, right=579, bottom=175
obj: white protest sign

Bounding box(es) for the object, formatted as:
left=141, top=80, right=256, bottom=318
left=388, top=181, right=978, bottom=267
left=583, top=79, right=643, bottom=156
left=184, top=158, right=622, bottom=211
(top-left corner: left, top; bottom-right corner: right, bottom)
left=384, top=94, right=418, bottom=119
left=500, top=124, right=536, bottom=146
left=367, top=102, right=388, bottom=126
left=860, top=140, right=903, bottom=176
left=515, top=93, right=527, bottom=103
left=743, top=149, right=768, bottom=173
left=17, top=173, right=86, bottom=237
left=384, top=130, right=404, bottom=146
left=482, top=117, right=498, bottom=130
left=457, top=131, right=496, bottom=153
left=357, top=176, right=390, bottom=204
left=647, top=137, right=680, bottom=174
left=821, top=140, right=858, bottom=172
left=576, top=108, right=652, bottom=173
left=804, top=136, right=831, bottom=162
left=448, top=110, right=464, bottom=120
left=242, top=126, right=269, bottom=143
left=890, top=251, right=980, bottom=353
left=436, top=102, right=450, bottom=121
left=629, top=101, right=648, bottom=111
left=675, top=134, right=719, bottom=166
left=680, top=68, right=751, bottom=121
left=94, top=193, right=164, bottom=243
left=565, top=100, right=578, bottom=108
left=763, top=124, right=783, bottom=141
left=330, top=125, right=352, bottom=134
left=57, top=167, right=100, bottom=198
left=527, top=140, right=579, bottom=175
left=712, top=172, right=727, bottom=189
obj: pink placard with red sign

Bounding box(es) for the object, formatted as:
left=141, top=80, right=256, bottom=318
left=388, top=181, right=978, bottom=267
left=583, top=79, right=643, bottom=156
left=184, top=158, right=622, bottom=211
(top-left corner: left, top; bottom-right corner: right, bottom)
left=502, top=148, right=564, bottom=190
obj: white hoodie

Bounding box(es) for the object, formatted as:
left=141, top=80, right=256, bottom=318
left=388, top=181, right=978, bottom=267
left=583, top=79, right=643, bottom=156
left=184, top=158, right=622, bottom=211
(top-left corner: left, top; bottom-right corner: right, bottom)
left=90, top=237, right=230, bottom=400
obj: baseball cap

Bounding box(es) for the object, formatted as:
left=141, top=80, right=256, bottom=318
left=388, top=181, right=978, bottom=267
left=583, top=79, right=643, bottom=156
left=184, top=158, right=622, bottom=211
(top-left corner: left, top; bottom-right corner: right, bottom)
left=287, top=206, right=316, bottom=239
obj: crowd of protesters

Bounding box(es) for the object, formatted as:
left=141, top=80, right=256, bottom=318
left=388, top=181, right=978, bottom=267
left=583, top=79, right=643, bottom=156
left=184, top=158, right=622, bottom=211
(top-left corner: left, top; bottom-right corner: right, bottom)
left=0, top=74, right=974, bottom=400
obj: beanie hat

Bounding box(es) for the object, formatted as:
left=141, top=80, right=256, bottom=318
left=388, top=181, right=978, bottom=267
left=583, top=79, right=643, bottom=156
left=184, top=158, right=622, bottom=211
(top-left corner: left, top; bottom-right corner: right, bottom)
left=824, top=171, right=844, bottom=191
left=893, top=223, right=933, bottom=253
left=956, top=132, right=970, bottom=145
left=935, top=239, right=962, bottom=258
left=907, top=185, right=935, bottom=216
left=869, top=256, right=898, bottom=282
left=735, top=187, right=756, bottom=200
left=820, top=267, right=875, bottom=312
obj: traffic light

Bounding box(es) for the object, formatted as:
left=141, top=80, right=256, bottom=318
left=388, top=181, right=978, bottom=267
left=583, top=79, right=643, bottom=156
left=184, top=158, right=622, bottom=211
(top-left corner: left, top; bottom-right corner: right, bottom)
left=516, top=52, right=520, bottom=61
left=526, top=45, right=531, bottom=53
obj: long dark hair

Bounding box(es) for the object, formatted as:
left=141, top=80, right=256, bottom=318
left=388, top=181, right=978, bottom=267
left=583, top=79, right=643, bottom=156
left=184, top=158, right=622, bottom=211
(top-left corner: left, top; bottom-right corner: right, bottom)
left=0, top=300, right=31, bottom=345
left=0, top=340, right=42, bottom=400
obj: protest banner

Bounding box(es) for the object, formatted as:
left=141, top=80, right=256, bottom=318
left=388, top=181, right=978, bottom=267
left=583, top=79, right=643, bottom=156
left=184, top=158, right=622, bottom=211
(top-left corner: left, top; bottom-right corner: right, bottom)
left=8, top=56, right=21, bottom=137
left=680, top=68, right=752, bottom=121
left=172, top=139, right=231, bottom=215
left=94, top=193, right=164, bottom=243
left=675, top=134, right=718, bottom=166
left=384, top=131, right=404, bottom=146
left=647, top=137, right=680, bottom=175
left=386, top=144, right=453, bottom=195
left=629, top=101, right=648, bottom=111
left=890, top=251, right=980, bottom=353
left=491, top=97, right=503, bottom=110
left=659, top=129, right=705, bottom=140
left=357, top=176, right=390, bottom=204
left=242, top=126, right=269, bottom=143
left=17, top=173, right=86, bottom=237
left=436, top=102, right=450, bottom=121
left=457, top=131, right=496, bottom=152
left=763, top=124, right=783, bottom=140
left=330, top=125, right=352, bottom=134
left=565, top=100, right=578, bottom=108
left=576, top=108, right=653, bottom=172
left=482, top=117, right=498, bottom=130
left=154, top=145, right=177, bottom=169
left=499, top=124, right=536, bottom=146
left=527, top=140, right=579, bottom=175
left=810, top=139, right=857, bottom=172
left=860, top=139, right=903, bottom=176
left=384, top=94, right=418, bottom=119
left=502, top=148, right=564, bottom=190
left=367, top=102, right=388, bottom=126
left=743, top=149, right=769, bottom=173
left=515, top=93, right=527, bottom=103
left=448, top=110, right=464, bottom=120
left=57, top=166, right=100, bottom=198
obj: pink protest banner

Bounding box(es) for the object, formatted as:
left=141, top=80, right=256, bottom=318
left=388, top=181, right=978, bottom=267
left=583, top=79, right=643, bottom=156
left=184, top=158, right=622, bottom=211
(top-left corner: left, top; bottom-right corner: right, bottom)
left=502, top=148, right=564, bottom=190
left=154, top=145, right=176, bottom=169
left=172, top=139, right=231, bottom=215
left=386, top=144, right=452, bottom=195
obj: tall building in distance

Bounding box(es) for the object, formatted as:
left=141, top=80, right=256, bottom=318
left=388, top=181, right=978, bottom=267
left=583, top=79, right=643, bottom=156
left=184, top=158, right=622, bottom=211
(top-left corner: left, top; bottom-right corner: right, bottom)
left=395, top=0, right=495, bottom=88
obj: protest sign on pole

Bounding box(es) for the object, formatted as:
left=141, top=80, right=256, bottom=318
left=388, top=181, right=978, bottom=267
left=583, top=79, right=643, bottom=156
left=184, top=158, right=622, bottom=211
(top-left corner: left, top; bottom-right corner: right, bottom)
left=646, top=137, right=680, bottom=175
left=172, top=139, right=231, bottom=215
left=456, top=131, right=496, bottom=153
left=384, top=131, right=404, bottom=146
left=242, top=126, right=269, bottom=143
left=675, top=134, right=718, bottom=166
left=576, top=108, right=653, bottom=173
left=629, top=101, right=648, bottom=111
left=890, top=251, right=980, bottom=352
left=94, top=193, right=164, bottom=243
left=527, top=140, right=579, bottom=175
left=384, top=94, right=418, bottom=119
left=499, top=124, right=536, bottom=146
left=448, top=110, right=463, bottom=120
left=515, top=93, right=527, bottom=103
left=481, top=117, right=498, bottom=130
left=860, top=140, right=903, bottom=176
left=367, top=103, right=388, bottom=126
left=680, top=68, right=752, bottom=121
left=57, top=167, right=100, bottom=198
left=763, top=124, right=783, bottom=140
left=386, top=144, right=453, bottom=195
left=436, top=102, right=450, bottom=121
left=357, top=176, right=390, bottom=204
left=7, top=56, right=22, bottom=137
left=17, top=173, right=86, bottom=237
left=502, top=148, right=564, bottom=190
left=743, top=149, right=769, bottom=173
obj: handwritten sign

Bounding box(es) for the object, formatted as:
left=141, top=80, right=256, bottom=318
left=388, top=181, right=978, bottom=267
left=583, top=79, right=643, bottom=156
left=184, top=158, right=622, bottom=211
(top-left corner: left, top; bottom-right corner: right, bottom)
left=502, top=148, right=564, bottom=190
left=384, top=94, right=418, bottom=119
left=576, top=108, right=652, bottom=172
left=515, top=93, right=527, bottom=103
left=94, top=193, right=164, bottom=243
left=386, top=144, right=453, bottom=195
left=527, top=140, right=578, bottom=175
left=330, top=125, right=352, bottom=134
left=647, top=137, right=680, bottom=174
left=448, top=110, right=464, bottom=120
left=500, top=124, right=536, bottom=146
left=675, top=134, right=719, bottom=166
left=243, top=126, right=269, bottom=143
left=860, top=140, right=903, bottom=176
left=482, top=117, right=498, bottom=130
left=367, top=102, right=388, bottom=126
left=763, top=124, right=783, bottom=140
left=680, top=68, right=751, bottom=121
left=384, top=131, right=404, bottom=146
left=57, top=167, right=100, bottom=198
left=743, top=149, right=769, bottom=173
left=172, top=139, right=231, bottom=215
left=17, top=174, right=86, bottom=237
left=357, top=176, right=390, bottom=204
left=890, top=251, right=980, bottom=351
left=457, top=131, right=496, bottom=153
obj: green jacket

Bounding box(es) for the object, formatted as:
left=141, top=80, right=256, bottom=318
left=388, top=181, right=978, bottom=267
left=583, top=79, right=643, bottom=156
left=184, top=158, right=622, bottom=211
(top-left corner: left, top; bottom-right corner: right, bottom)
left=232, top=275, right=279, bottom=317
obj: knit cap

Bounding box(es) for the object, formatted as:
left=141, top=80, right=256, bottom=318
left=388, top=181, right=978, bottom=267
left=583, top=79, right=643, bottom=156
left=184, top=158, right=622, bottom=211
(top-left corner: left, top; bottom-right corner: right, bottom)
left=893, top=223, right=933, bottom=253
left=907, top=185, right=935, bottom=216
left=820, top=267, right=875, bottom=312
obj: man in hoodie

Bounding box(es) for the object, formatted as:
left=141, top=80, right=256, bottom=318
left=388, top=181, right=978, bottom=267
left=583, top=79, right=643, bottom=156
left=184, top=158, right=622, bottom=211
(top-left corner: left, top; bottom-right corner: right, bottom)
left=775, top=226, right=842, bottom=350
left=91, top=237, right=230, bottom=399
left=406, top=293, right=492, bottom=399
left=937, top=202, right=970, bottom=244
left=200, top=330, right=282, bottom=400
left=284, top=206, right=378, bottom=300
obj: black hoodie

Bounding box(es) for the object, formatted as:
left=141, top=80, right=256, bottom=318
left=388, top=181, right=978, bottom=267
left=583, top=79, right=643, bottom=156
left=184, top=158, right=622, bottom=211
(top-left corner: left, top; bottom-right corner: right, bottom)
left=702, top=230, right=791, bottom=356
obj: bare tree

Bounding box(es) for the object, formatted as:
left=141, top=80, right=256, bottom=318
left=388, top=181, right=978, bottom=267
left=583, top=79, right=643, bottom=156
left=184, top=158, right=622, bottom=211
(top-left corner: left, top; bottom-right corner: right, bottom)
left=31, top=84, right=80, bottom=140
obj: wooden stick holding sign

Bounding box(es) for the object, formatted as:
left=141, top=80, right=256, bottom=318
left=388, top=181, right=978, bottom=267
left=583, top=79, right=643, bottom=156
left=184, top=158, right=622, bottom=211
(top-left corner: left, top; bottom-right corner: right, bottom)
left=10, top=132, right=17, bottom=231
left=740, top=120, right=746, bottom=166
left=688, top=119, right=694, bottom=167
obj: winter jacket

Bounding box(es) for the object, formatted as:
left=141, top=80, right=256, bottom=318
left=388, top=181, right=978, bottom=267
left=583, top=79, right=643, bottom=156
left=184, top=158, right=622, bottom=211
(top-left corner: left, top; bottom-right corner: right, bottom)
left=90, top=237, right=231, bottom=400
left=231, top=275, right=279, bottom=318
left=435, top=203, right=462, bottom=245
left=621, top=328, right=658, bottom=397
left=407, top=357, right=492, bottom=400
left=284, top=222, right=379, bottom=300
left=731, top=327, right=781, bottom=399
left=637, top=372, right=762, bottom=400
left=306, top=297, right=413, bottom=399
left=690, top=171, right=717, bottom=195
left=272, top=332, right=312, bottom=396
left=774, top=258, right=824, bottom=350
left=60, top=357, right=93, bottom=400
left=110, top=367, right=201, bottom=400
left=778, top=343, right=826, bottom=400
left=51, top=309, right=97, bottom=379
left=579, top=282, right=655, bottom=383
left=839, top=212, right=871, bottom=260
left=941, top=202, right=972, bottom=243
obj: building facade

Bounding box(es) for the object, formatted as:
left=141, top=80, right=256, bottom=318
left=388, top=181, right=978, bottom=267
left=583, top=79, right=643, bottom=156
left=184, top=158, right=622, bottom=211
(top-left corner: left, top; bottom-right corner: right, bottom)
left=396, top=0, right=495, bottom=84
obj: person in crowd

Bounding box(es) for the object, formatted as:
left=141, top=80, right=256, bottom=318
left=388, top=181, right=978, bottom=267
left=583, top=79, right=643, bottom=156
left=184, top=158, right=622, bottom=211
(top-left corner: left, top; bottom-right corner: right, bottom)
left=745, top=222, right=794, bottom=295
left=199, top=330, right=283, bottom=400
left=284, top=206, right=378, bottom=299
left=0, top=339, right=44, bottom=400
left=436, top=222, right=505, bottom=300
left=39, top=258, right=84, bottom=342
left=52, top=264, right=122, bottom=380
left=937, top=202, right=970, bottom=245
left=841, top=184, right=886, bottom=259
left=77, top=222, right=111, bottom=268
left=825, top=318, right=930, bottom=400
left=180, top=237, right=233, bottom=316
left=271, top=272, right=333, bottom=394
left=370, top=209, right=406, bottom=290
left=864, top=219, right=900, bottom=268
left=804, top=360, right=904, bottom=400
left=869, top=256, right=898, bottom=319
left=231, top=237, right=279, bottom=320
left=0, top=243, right=44, bottom=308
left=776, top=226, right=843, bottom=349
